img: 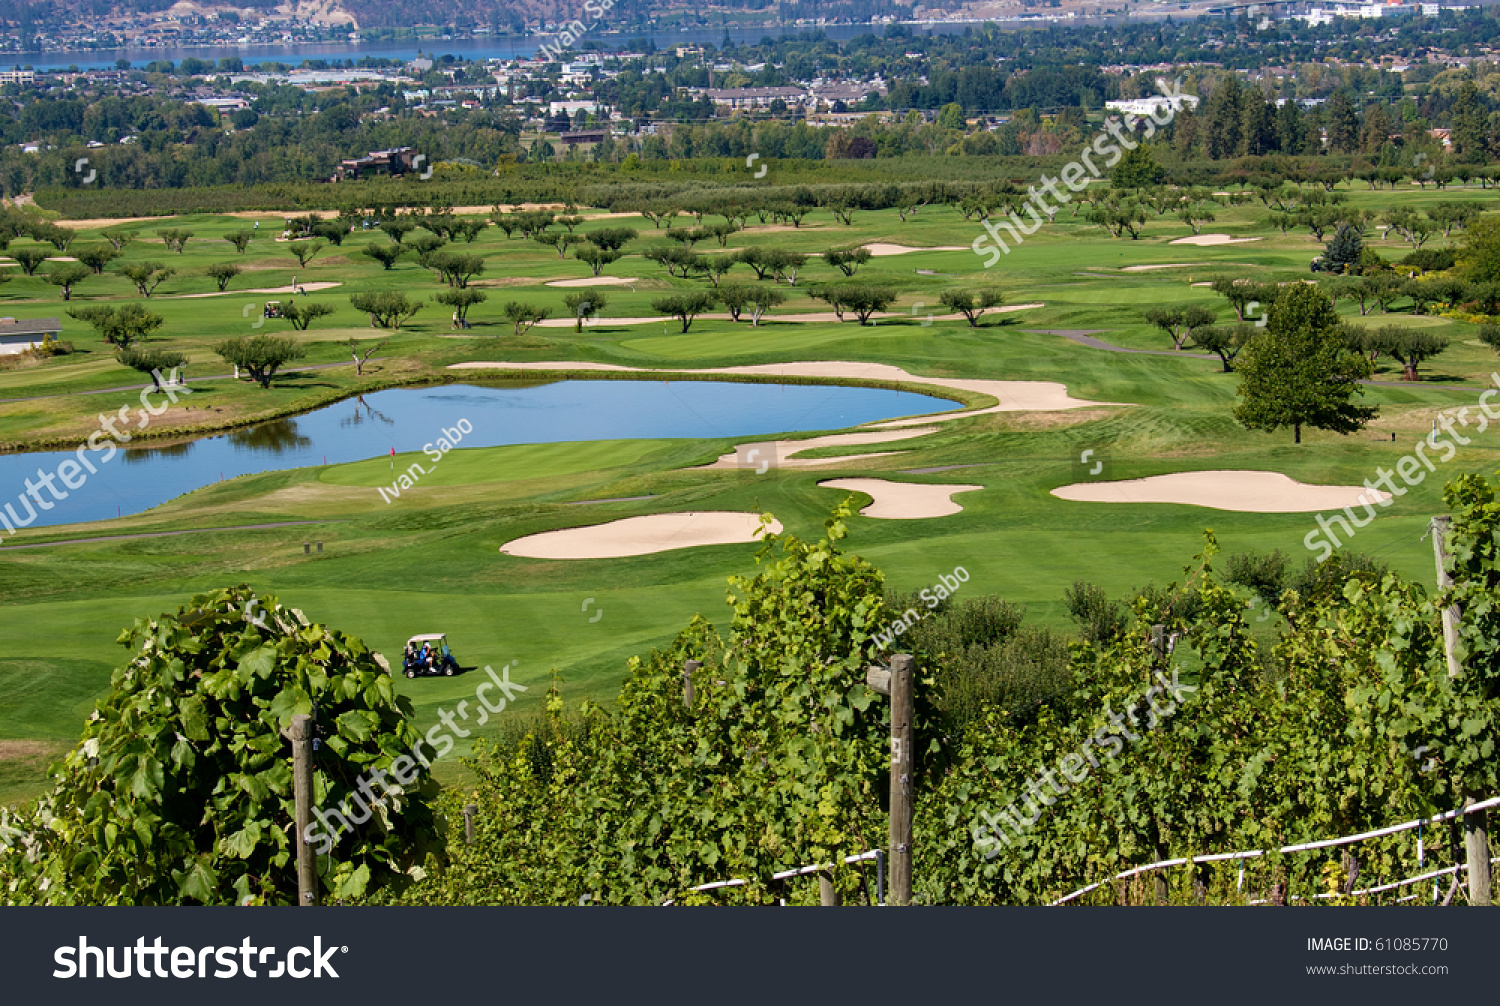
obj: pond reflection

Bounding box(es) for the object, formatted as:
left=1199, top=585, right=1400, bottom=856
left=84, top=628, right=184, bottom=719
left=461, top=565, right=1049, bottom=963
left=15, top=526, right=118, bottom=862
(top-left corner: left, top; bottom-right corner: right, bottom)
left=229, top=419, right=313, bottom=454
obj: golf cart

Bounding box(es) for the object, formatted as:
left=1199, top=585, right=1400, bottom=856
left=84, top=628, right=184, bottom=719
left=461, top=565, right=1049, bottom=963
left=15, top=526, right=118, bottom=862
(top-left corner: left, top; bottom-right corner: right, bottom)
left=403, top=633, right=460, bottom=678
left=263, top=301, right=284, bottom=319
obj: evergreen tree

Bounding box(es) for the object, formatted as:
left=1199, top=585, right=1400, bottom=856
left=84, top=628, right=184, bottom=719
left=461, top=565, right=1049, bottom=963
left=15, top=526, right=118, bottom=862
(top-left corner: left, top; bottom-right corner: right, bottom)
left=1205, top=77, right=1244, bottom=159
left=1326, top=90, right=1361, bottom=154
left=1324, top=223, right=1364, bottom=274
left=1240, top=90, right=1278, bottom=156
left=1275, top=97, right=1306, bottom=154
left=1360, top=103, right=1392, bottom=155
left=1450, top=80, right=1490, bottom=165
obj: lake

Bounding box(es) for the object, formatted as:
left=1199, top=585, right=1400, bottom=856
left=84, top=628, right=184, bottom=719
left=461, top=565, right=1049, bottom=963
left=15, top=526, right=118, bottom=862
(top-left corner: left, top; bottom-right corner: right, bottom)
left=25, top=22, right=951, bottom=72
left=0, top=379, right=952, bottom=531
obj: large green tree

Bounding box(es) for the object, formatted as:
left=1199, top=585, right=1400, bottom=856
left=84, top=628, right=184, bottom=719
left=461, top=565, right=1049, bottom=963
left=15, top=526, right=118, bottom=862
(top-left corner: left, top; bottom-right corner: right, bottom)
left=1233, top=282, right=1375, bottom=443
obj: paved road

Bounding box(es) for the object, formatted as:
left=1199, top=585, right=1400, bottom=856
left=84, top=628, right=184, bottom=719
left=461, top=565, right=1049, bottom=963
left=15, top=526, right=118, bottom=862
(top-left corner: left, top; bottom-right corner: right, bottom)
left=1, top=519, right=346, bottom=550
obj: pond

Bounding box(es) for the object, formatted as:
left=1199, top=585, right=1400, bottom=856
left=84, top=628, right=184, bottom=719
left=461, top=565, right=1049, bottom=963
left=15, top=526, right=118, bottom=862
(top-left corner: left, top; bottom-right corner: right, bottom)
left=0, top=379, right=953, bottom=531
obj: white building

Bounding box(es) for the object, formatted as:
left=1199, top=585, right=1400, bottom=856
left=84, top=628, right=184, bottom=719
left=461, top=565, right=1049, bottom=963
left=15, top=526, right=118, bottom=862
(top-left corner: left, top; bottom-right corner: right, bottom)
left=1105, top=88, right=1200, bottom=118
left=0, top=318, right=60, bottom=355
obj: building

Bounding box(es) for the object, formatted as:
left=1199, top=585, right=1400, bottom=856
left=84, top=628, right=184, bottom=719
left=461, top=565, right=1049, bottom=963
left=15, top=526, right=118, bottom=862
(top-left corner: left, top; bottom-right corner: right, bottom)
left=193, top=96, right=251, bottom=112
left=0, top=317, right=61, bottom=355
left=549, top=99, right=599, bottom=116
left=1104, top=90, right=1200, bottom=117
left=560, top=130, right=608, bottom=146
left=332, top=147, right=423, bottom=181
left=703, top=86, right=806, bottom=110
left=0, top=69, right=35, bottom=85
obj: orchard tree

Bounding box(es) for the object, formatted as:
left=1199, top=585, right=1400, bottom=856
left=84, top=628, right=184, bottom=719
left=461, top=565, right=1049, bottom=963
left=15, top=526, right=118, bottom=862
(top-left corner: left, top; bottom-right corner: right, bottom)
left=651, top=292, right=717, bottom=333
left=435, top=288, right=488, bottom=328
left=575, top=244, right=622, bottom=276
left=381, top=219, right=416, bottom=244
left=281, top=301, right=337, bottom=331
left=100, top=228, right=135, bottom=251
left=939, top=288, right=1005, bottom=327
left=12, top=247, right=49, bottom=275
left=225, top=230, right=254, bottom=254
left=362, top=242, right=406, bottom=270
left=206, top=262, right=242, bottom=292
left=117, top=262, right=174, bottom=298
left=586, top=227, right=637, bottom=252
left=75, top=245, right=118, bottom=274
left=1234, top=282, right=1376, bottom=443
left=214, top=335, right=308, bottom=388
left=746, top=285, right=787, bottom=326
left=349, top=291, right=422, bottom=330
left=503, top=301, right=551, bottom=336
left=156, top=228, right=193, bottom=253
left=46, top=263, right=90, bottom=300
left=563, top=291, right=607, bottom=331
left=813, top=284, right=899, bottom=326
left=347, top=337, right=387, bottom=376
left=1369, top=326, right=1450, bottom=381
left=824, top=247, right=872, bottom=277
left=288, top=239, right=325, bottom=268
left=1143, top=305, right=1216, bottom=350
left=68, top=304, right=164, bottom=348
left=1190, top=323, right=1257, bottom=373
left=116, top=346, right=187, bottom=388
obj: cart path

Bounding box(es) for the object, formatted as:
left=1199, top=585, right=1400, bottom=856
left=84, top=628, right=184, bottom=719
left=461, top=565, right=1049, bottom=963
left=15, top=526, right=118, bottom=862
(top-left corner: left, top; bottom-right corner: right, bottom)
left=0, top=519, right=347, bottom=549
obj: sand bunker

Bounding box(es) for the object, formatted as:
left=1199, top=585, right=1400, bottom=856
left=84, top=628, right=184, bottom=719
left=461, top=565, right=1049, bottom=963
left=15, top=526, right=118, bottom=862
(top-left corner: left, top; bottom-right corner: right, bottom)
left=1120, top=263, right=1192, bottom=272
left=1169, top=234, right=1263, bottom=247
left=820, top=478, right=982, bottom=519
left=699, top=427, right=940, bottom=469
left=171, top=281, right=343, bottom=299
left=500, top=511, right=781, bottom=559
left=863, top=243, right=969, bottom=256
left=546, top=276, right=639, bottom=288
left=1050, top=471, right=1392, bottom=513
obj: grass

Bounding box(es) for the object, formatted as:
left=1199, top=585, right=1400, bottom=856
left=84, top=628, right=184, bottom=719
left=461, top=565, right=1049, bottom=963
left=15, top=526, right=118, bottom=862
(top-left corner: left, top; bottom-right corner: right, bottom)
left=3, top=180, right=1500, bottom=803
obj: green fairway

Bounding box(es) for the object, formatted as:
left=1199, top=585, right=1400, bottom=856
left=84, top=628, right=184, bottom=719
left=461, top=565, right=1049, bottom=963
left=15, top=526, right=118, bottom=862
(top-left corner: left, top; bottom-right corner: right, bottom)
left=5, top=182, right=1500, bottom=804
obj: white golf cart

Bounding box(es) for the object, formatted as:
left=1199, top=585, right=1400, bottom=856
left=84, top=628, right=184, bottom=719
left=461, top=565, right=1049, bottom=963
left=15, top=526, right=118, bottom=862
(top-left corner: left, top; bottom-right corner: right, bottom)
left=402, top=633, right=459, bottom=678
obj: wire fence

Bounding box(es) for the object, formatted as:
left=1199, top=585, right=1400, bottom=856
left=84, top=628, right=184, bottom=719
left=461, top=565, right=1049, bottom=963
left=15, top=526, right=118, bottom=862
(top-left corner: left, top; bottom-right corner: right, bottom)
left=663, top=849, right=885, bottom=906
left=1050, top=795, right=1500, bottom=906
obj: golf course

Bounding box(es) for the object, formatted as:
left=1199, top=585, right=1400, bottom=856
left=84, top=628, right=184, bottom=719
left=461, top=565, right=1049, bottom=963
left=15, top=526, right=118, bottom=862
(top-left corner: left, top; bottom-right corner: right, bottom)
left=2, top=175, right=1498, bottom=810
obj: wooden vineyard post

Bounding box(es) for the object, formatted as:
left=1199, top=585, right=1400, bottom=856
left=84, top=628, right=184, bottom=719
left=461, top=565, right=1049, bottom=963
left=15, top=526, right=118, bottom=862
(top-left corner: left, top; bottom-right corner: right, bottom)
left=289, top=713, right=318, bottom=906
left=683, top=659, right=700, bottom=711
left=889, top=654, right=914, bottom=906
left=1431, top=517, right=1463, bottom=679
left=1430, top=515, right=1492, bottom=906
left=463, top=803, right=477, bottom=844
left=818, top=870, right=841, bottom=906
